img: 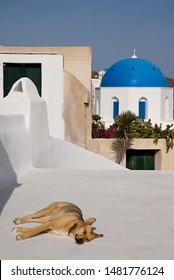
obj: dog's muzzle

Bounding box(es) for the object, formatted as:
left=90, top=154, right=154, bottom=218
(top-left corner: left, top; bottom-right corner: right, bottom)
left=75, top=236, right=84, bottom=245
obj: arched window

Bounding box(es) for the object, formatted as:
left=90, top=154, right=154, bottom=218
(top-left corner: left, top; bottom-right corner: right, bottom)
left=139, top=98, right=147, bottom=120
left=165, top=97, right=169, bottom=120
left=95, top=98, right=100, bottom=115
left=112, top=97, right=119, bottom=119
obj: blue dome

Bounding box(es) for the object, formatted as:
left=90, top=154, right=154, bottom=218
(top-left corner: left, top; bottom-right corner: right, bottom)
left=101, top=58, right=167, bottom=87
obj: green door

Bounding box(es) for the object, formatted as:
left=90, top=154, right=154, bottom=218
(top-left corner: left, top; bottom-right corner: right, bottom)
left=126, top=150, right=155, bottom=170
left=3, top=63, right=41, bottom=97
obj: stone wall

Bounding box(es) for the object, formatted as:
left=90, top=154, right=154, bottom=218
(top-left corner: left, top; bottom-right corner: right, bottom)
left=63, top=71, right=91, bottom=147
left=88, top=138, right=174, bottom=170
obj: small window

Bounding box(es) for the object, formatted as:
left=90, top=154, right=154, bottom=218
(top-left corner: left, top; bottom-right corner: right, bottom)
left=139, top=98, right=147, bottom=120
left=3, top=63, right=41, bottom=97
left=165, top=97, right=169, bottom=120
left=112, top=98, right=119, bottom=119
left=126, top=149, right=155, bottom=170
left=95, top=98, right=100, bottom=115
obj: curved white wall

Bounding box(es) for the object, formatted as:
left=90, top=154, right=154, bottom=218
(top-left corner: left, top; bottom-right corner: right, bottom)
left=0, top=78, right=126, bottom=187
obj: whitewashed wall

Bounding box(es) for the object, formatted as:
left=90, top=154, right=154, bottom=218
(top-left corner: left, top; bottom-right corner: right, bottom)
left=95, top=87, right=174, bottom=127
left=0, top=78, right=124, bottom=187
left=0, top=53, right=64, bottom=138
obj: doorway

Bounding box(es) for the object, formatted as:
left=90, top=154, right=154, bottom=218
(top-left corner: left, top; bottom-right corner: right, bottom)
left=126, top=149, right=155, bottom=170
left=3, top=63, right=41, bottom=97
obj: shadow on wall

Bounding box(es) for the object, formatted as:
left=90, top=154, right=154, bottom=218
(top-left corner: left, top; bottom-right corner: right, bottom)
left=0, top=140, right=21, bottom=215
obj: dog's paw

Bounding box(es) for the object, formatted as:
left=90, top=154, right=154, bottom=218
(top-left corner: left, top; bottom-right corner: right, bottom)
left=12, top=227, right=23, bottom=233
left=12, top=227, right=17, bottom=233
left=13, top=218, right=21, bottom=225
left=16, top=234, right=21, bottom=241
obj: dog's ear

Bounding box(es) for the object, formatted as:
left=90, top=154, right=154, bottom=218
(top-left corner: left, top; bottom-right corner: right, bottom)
left=94, top=232, right=103, bottom=239
left=84, top=217, right=96, bottom=225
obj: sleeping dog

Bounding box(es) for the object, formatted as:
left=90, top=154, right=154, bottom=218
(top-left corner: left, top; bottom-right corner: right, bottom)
left=12, top=202, right=103, bottom=244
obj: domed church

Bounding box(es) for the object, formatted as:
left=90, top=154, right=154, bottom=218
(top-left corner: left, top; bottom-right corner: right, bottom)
left=93, top=50, right=174, bottom=128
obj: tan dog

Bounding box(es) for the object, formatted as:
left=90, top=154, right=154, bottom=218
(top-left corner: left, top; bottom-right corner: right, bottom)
left=12, top=202, right=103, bottom=244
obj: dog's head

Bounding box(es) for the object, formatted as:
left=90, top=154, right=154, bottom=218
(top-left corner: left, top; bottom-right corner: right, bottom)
left=73, top=218, right=103, bottom=244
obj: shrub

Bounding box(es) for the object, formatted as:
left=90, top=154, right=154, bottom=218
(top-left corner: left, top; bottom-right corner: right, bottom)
left=92, top=114, right=117, bottom=138
left=92, top=112, right=174, bottom=153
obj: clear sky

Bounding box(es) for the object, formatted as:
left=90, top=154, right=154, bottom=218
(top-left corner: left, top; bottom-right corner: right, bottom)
left=1, top=0, right=174, bottom=78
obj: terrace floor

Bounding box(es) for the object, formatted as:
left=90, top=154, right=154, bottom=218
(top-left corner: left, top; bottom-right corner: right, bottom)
left=0, top=168, right=174, bottom=260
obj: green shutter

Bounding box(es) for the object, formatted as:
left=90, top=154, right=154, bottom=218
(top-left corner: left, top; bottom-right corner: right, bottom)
left=3, top=63, right=41, bottom=97
left=25, top=64, right=41, bottom=96
left=126, top=150, right=155, bottom=170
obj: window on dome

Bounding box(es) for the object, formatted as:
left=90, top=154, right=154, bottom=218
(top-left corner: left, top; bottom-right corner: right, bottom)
left=112, top=98, right=119, bottom=119
left=139, top=98, right=147, bottom=120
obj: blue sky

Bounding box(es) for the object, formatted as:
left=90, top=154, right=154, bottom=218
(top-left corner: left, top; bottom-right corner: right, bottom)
left=1, top=0, right=174, bottom=77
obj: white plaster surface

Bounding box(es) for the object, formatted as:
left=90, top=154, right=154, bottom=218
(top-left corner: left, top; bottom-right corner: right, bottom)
left=0, top=53, right=64, bottom=138
left=0, top=77, right=124, bottom=189
left=0, top=169, right=174, bottom=259
left=95, top=87, right=174, bottom=128
left=0, top=115, right=33, bottom=188
left=0, top=78, right=174, bottom=260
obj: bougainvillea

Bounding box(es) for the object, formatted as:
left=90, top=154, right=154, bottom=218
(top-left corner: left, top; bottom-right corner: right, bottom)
left=92, top=114, right=117, bottom=138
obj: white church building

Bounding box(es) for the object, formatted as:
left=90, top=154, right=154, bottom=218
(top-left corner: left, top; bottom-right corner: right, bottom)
left=93, top=51, right=174, bottom=128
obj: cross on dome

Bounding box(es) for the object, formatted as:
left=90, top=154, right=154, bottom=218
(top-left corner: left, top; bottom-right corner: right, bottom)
left=131, top=49, right=138, bottom=58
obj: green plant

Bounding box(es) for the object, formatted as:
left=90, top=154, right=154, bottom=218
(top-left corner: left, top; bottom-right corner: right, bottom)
left=112, top=111, right=137, bottom=163
left=152, top=123, right=174, bottom=152
left=114, top=110, right=138, bottom=140
left=92, top=112, right=174, bottom=161
left=111, top=111, right=174, bottom=163
left=92, top=114, right=117, bottom=138
left=92, top=114, right=104, bottom=138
